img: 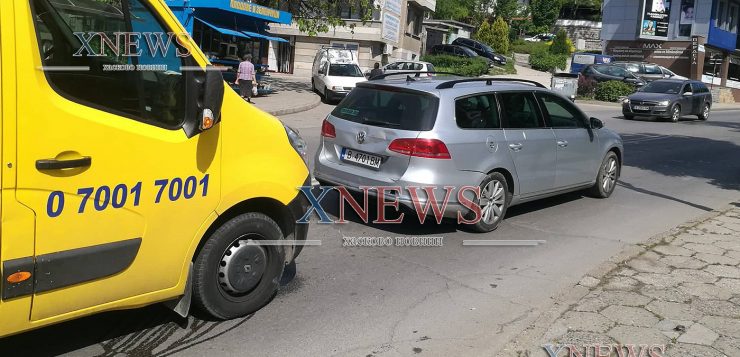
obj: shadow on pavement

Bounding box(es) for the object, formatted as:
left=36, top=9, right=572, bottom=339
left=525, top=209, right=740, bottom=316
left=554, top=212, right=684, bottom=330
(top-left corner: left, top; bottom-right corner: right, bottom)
left=682, top=120, right=740, bottom=132
left=621, top=133, right=740, bottom=191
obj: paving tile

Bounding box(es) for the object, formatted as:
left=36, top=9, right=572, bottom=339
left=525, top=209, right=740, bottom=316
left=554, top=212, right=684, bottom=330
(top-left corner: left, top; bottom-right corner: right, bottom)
left=659, top=255, right=707, bottom=269
left=602, top=276, right=640, bottom=291
left=699, top=316, right=740, bottom=338
left=601, top=305, right=659, bottom=327
left=705, top=265, right=740, bottom=279
left=713, top=336, right=740, bottom=357
left=560, top=311, right=614, bottom=333
left=679, top=282, right=734, bottom=300
left=607, top=325, right=670, bottom=346
left=716, top=278, right=740, bottom=295
left=633, top=273, right=685, bottom=288
left=627, top=257, right=672, bottom=274
left=677, top=323, right=720, bottom=345
left=553, top=331, right=615, bottom=346
left=683, top=243, right=727, bottom=256
left=692, top=299, right=740, bottom=318
left=578, top=276, right=600, bottom=288
left=670, top=269, right=718, bottom=284
left=695, top=253, right=738, bottom=266
left=653, top=245, right=694, bottom=256
left=646, top=300, right=704, bottom=321
left=639, top=286, right=692, bottom=303
left=715, top=240, right=740, bottom=252
left=665, top=343, right=726, bottom=357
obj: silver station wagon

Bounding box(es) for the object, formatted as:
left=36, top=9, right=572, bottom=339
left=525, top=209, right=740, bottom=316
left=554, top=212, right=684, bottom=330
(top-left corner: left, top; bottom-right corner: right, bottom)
left=314, top=75, right=624, bottom=232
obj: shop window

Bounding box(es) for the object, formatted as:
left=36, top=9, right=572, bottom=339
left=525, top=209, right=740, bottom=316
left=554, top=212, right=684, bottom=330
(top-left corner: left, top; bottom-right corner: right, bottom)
left=730, top=4, right=739, bottom=33
left=702, top=51, right=723, bottom=85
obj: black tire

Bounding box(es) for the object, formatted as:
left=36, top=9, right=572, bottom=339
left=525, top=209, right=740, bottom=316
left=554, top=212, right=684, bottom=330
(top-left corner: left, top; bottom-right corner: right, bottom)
left=588, top=151, right=620, bottom=198
left=698, top=103, right=710, bottom=121
left=624, top=115, right=634, bottom=120
left=192, top=213, right=286, bottom=320
left=467, top=172, right=511, bottom=233
left=311, top=79, right=317, bottom=94
left=670, top=104, right=681, bottom=123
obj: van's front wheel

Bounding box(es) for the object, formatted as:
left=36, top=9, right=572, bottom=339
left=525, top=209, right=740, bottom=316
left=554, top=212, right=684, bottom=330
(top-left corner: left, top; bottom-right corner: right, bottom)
left=193, top=213, right=286, bottom=320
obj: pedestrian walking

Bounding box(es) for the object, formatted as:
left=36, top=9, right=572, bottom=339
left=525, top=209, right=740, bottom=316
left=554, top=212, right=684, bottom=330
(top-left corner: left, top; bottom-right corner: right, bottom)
left=369, top=62, right=384, bottom=80
left=236, top=54, right=256, bottom=103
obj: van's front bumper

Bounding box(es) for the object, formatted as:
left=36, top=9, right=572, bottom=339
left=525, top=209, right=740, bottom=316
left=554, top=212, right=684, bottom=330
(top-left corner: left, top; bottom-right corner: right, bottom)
left=287, top=176, right=311, bottom=259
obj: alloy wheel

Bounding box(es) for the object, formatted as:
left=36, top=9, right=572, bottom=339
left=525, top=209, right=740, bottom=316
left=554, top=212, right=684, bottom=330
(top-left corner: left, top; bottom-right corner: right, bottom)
left=672, top=107, right=680, bottom=122
left=601, top=157, right=618, bottom=193
left=702, top=105, right=710, bottom=120
left=481, top=180, right=506, bottom=225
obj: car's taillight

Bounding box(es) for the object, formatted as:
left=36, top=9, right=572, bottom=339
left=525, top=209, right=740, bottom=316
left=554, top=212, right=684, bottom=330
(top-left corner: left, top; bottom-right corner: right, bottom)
left=321, top=119, right=336, bottom=138
left=388, top=138, right=451, bottom=159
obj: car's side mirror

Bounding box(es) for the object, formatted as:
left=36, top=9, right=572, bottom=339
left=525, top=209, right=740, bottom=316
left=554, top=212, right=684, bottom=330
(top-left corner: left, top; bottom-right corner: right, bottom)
left=318, top=69, right=325, bottom=75
left=590, top=117, right=604, bottom=129
left=184, top=64, right=224, bottom=138
left=683, top=92, right=694, bottom=96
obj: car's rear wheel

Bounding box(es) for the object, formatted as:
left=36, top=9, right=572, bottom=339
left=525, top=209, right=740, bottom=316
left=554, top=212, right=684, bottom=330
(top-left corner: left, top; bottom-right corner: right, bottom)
left=670, top=105, right=681, bottom=122
left=468, top=172, right=510, bottom=233
left=193, top=213, right=285, bottom=320
left=699, top=103, right=710, bottom=121
left=588, top=152, right=620, bottom=198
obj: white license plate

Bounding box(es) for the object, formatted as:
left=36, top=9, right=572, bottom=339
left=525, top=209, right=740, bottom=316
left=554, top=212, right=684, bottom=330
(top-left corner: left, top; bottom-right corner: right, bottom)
left=341, top=148, right=382, bottom=169
left=634, top=105, right=650, bottom=110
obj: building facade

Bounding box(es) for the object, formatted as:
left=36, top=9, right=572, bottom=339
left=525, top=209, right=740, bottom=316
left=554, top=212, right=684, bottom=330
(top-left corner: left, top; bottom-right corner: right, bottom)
left=422, top=19, right=476, bottom=52
left=601, top=0, right=740, bottom=100
left=166, top=0, right=293, bottom=74
left=269, top=0, right=436, bottom=77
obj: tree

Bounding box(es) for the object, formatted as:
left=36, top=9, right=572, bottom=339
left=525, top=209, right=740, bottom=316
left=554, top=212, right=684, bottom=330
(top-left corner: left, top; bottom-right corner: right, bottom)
left=254, top=0, right=376, bottom=36
left=549, top=29, right=570, bottom=55
left=434, top=0, right=479, bottom=22
left=530, top=0, right=562, bottom=29
left=474, top=20, right=494, bottom=46
left=493, top=0, right=518, bottom=22
left=491, top=17, right=510, bottom=54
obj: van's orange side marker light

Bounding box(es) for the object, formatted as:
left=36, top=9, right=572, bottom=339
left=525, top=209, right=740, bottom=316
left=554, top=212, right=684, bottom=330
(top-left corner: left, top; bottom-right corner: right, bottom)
left=7, top=272, right=32, bottom=284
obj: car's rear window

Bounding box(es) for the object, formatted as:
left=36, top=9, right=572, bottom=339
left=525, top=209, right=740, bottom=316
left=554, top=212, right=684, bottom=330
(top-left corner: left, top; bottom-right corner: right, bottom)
left=331, top=87, right=439, bottom=131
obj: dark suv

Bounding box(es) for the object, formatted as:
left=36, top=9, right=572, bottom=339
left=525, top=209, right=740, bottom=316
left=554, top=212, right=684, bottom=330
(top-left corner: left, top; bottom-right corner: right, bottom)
left=452, top=38, right=507, bottom=65
left=581, top=64, right=646, bottom=87
left=429, top=44, right=495, bottom=67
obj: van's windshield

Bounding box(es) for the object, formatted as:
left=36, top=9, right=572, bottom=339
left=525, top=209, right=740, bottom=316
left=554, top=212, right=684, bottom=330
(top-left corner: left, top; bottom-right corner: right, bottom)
left=331, top=87, right=439, bottom=131
left=329, top=64, right=364, bottom=77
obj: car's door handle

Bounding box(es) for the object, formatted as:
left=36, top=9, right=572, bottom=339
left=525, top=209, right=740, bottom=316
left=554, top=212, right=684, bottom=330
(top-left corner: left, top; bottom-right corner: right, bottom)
left=509, top=143, right=523, bottom=152
left=36, top=157, right=92, bottom=170
left=557, top=140, right=569, bottom=148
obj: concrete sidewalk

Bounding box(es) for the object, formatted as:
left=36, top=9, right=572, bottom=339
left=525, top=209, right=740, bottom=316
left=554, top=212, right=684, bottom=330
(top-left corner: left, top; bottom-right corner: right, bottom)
left=498, top=204, right=740, bottom=357
left=250, top=73, right=321, bottom=116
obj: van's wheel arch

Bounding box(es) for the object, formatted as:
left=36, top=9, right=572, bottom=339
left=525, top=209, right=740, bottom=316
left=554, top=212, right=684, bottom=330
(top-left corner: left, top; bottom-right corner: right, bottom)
left=192, top=213, right=285, bottom=320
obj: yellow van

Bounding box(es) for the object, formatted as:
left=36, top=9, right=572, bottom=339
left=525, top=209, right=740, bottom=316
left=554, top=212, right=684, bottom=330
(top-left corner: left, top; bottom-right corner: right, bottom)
left=0, top=0, right=310, bottom=337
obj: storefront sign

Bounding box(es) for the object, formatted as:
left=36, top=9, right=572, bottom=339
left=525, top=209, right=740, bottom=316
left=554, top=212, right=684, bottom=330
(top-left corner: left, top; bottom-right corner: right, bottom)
left=691, top=36, right=698, bottom=65
left=639, top=0, right=671, bottom=39
left=605, top=40, right=691, bottom=77
left=382, top=12, right=400, bottom=44
left=384, top=0, right=402, bottom=15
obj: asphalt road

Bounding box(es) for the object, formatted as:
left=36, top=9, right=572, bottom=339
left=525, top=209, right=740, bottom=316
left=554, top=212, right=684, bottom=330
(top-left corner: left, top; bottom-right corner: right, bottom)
left=2, top=103, right=739, bottom=357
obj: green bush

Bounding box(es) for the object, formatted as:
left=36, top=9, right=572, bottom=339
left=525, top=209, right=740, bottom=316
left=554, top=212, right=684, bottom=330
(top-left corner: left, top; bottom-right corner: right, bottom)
left=420, top=55, right=490, bottom=77
left=510, top=41, right=549, bottom=55
left=595, top=80, right=636, bottom=102
left=549, top=29, right=571, bottom=55
left=530, top=52, right=567, bottom=72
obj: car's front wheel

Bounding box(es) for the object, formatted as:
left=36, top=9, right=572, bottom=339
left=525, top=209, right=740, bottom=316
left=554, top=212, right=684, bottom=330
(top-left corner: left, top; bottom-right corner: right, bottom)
left=192, top=213, right=286, bottom=320
left=698, top=103, right=710, bottom=121
left=670, top=104, right=681, bottom=122
left=468, top=172, right=510, bottom=233
left=588, top=152, right=620, bottom=198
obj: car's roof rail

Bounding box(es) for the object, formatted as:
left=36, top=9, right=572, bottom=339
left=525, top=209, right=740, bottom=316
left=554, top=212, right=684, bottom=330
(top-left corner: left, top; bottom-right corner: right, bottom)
left=372, top=71, right=461, bottom=80
left=436, top=77, right=547, bottom=89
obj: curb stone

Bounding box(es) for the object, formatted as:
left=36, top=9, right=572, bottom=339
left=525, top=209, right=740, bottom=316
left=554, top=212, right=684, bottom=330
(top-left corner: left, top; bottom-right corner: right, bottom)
left=495, top=204, right=736, bottom=357
left=264, top=94, right=322, bottom=116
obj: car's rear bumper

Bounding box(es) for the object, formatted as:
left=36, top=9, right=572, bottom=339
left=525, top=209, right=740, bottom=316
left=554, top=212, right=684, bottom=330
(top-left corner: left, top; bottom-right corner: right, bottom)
left=314, top=148, right=486, bottom=219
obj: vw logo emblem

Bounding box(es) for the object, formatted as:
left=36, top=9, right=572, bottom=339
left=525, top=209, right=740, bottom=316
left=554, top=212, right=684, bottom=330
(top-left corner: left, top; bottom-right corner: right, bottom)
left=356, top=131, right=367, bottom=144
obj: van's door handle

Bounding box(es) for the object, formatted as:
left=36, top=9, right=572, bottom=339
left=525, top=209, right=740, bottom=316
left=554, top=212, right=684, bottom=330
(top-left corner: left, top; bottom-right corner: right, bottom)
left=557, top=140, right=569, bottom=148
left=509, top=143, right=523, bottom=152
left=36, top=157, right=92, bottom=170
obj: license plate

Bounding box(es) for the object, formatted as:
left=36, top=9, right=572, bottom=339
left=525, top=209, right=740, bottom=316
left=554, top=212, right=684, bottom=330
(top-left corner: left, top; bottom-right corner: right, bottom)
left=634, top=105, right=650, bottom=110
left=341, top=148, right=382, bottom=169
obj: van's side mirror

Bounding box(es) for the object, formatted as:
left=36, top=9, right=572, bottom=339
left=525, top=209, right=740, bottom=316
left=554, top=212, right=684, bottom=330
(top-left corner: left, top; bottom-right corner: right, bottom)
left=590, top=117, right=604, bottom=129
left=184, top=64, right=224, bottom=138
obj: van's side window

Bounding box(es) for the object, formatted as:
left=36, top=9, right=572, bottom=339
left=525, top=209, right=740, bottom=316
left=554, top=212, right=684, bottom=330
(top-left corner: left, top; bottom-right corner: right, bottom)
left=455, top=94, right=500, bottom=129
left=500, top=92, right=544, bottom=129
left=536, top=93, right=584, bottom=128
left=31, top=0, right=187, bottom=129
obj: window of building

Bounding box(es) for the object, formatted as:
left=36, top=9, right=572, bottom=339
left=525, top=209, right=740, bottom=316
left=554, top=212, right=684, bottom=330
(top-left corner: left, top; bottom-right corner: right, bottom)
left=455, top=94, right=500, bottom=129
left=702, top=50, right=723, bottom=85
left=729, top=4, right=739, bottom=33
left=31, top=0, right=188, bottom=129
left=406, top=5, right=423, bottom=36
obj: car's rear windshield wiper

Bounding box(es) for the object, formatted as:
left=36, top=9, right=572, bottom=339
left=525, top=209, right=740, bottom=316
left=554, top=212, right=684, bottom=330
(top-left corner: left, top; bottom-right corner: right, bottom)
left=362, top=119, right=400, bottom=127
